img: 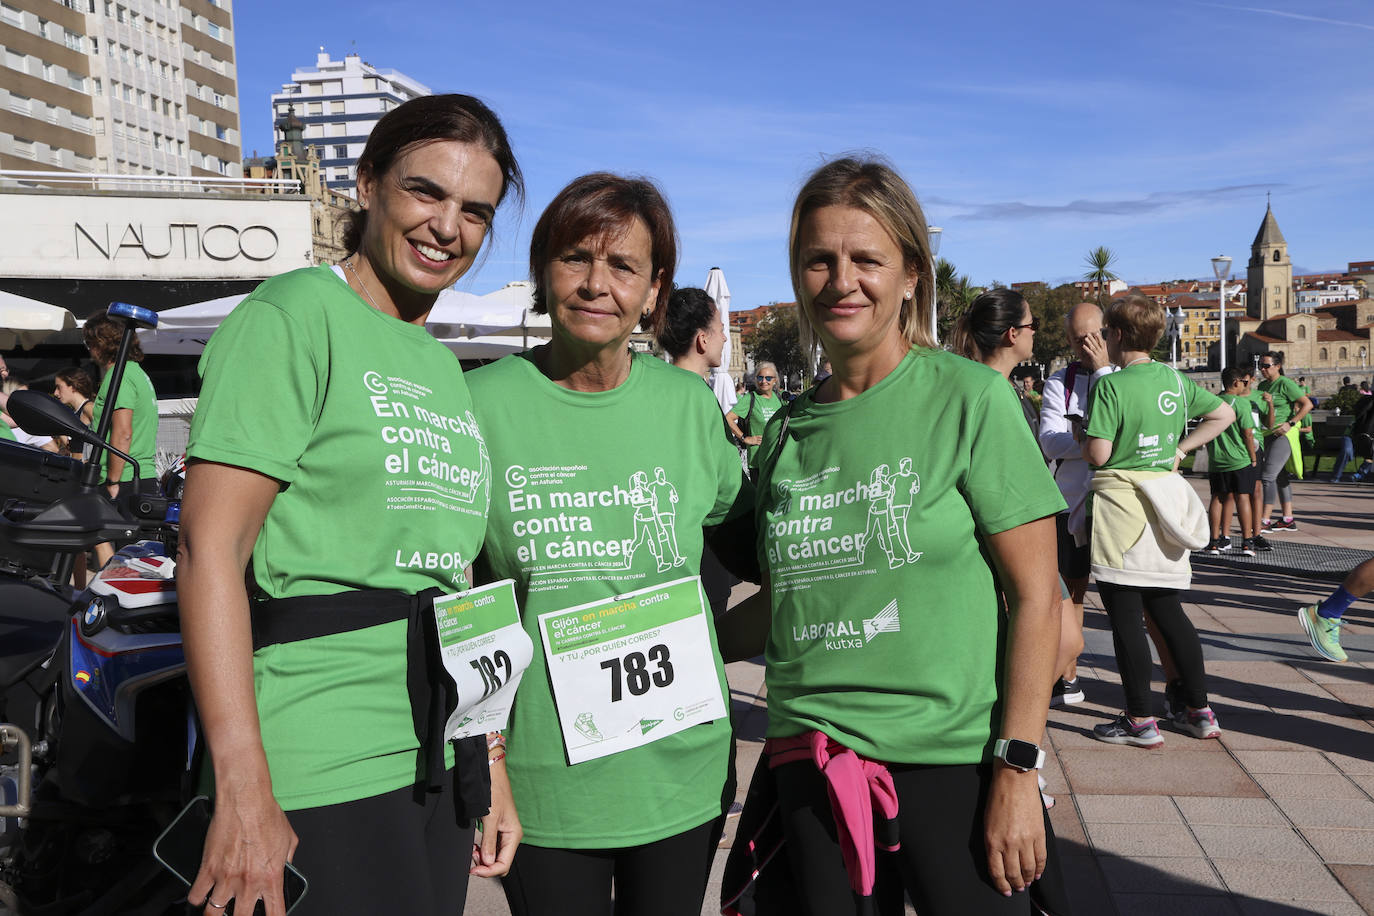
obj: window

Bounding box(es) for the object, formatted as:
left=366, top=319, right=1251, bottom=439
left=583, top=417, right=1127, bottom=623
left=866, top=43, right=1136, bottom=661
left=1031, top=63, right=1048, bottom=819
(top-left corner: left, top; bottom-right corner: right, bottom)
left=307, top=101, right=322, bottom=115
left=215, top=124, right=228, bottom=141
left=1340, top=347, right=1348, bottom=360
left=332, top=144, right=348, bottom=159
left=7, top=93, right=30, bottom=114
left=0, top=3, right=24, bottom=26
left=64, top=30, right=83, bottom=52
left=330, top=100, right=345, bottom=114
left=1273, top=250, right=1281, bottom=262
left=1297, top=325, right=1307, bottom=340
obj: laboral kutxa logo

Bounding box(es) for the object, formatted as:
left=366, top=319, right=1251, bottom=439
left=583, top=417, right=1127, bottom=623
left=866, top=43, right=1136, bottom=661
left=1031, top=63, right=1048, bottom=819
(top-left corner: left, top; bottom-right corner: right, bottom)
left=792, top=599, right=901, bottom=651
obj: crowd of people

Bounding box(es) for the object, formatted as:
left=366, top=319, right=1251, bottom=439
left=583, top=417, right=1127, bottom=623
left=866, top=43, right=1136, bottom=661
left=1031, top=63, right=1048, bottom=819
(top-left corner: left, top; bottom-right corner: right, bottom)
left=0, top=91, right=1365, bottom=916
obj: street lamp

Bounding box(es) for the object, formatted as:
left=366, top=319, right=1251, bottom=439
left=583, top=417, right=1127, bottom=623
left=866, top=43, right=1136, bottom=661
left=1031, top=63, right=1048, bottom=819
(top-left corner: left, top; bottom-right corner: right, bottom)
left=928, top=226, right=943, bottom=343
left=1211, top=255, right=1231, bottom=371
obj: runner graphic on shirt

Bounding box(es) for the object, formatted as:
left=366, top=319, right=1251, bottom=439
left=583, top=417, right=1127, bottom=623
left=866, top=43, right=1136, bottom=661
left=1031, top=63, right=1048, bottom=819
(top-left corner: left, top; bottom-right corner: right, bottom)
left=650, top=467, right=684, bottom=568
left=887, top=458, right=921, bottom=564
left=858, top=464, right=905, bottom=569
left=626, top=470, right=672, bottom=573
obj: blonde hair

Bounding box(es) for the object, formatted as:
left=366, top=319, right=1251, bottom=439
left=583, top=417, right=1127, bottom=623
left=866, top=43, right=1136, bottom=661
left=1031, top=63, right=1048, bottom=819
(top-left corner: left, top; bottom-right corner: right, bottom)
left=788, top=155, right=935, bottom=363
left=1105, top=293, right=1166, bottom=352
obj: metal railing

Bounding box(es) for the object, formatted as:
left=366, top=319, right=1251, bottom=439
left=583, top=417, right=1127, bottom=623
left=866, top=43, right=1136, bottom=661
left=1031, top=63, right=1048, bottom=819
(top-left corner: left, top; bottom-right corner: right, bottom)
left=0, top=170, right=304, bottom=195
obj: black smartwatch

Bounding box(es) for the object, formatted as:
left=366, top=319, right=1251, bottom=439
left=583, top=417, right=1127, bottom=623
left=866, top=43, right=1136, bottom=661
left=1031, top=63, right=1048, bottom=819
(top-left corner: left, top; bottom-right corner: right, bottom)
left=993, top=738, right=1045, bottom=772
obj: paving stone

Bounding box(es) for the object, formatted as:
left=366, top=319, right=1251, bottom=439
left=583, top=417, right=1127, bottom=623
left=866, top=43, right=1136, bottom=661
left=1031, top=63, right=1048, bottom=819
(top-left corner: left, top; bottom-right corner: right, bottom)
left=1097, top=854, right=1225, bottom=894
left=1173, top=796, right=1288, bottom=827
left=1114, top=892, right=1241, bottom=914
left=1294, top=662, right=1374, bottom=686
left=1212, top=857, right=1358, bottom=902
left=1189, top=825, right=1320, bottom=862
left=1351, top=774, right=1374, bottom=797
left=1059, top=748, right=1262, bottom=797
left=1234, top=898, right=1368, bottom=916
left=1234, top=750, right=1340, bottom=775
left=1254, top=772, right=1366, bottom=799
left=1207, top=661, right=1314, bottom=683
left=1300, top=828, right=1374, bottom=865
left=1075, top=794, right=1184, bottom=825
left=1217, top=712, right=1374, bottom=752
left=1329, top=864, right=1374, bottom=914
left=1274, top=796, right=1374, bottom=829
left=1047, top=798, right=1087, bottom=848
left=1084, top=822, right=1203, bottom=858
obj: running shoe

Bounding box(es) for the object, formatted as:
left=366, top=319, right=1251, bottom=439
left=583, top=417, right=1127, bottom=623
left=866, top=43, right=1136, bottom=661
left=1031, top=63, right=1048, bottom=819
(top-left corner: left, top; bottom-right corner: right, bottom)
left=1172, top=706, right=1222, bottom=739
left=1253, top=534, right=1274, bottom=552
left=1200, top=539, right=1222, bottom=555
left=1298, top=605, right=1348, bottom=663
left=1217, top=535, right=1233, bottom=552
left=1270, top=518, right=1298, bottom=532
left=1239, top=538, right=1258, bottom=557
left=1260, top=518, right=1274, bottom=531
left=1050, top=677, right=1085, bottom=706
left=1092, top=713, right=1164, bottom=748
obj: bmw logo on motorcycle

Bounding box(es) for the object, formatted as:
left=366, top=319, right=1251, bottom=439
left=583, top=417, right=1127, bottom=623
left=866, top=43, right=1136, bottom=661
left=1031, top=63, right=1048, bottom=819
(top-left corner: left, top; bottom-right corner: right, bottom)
left=81, top=597, right=106, bottom=637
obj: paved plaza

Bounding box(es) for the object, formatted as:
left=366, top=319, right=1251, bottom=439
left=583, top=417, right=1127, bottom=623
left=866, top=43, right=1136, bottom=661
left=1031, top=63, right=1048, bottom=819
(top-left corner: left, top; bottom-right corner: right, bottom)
left=465, top=476, right=1373, bottom=915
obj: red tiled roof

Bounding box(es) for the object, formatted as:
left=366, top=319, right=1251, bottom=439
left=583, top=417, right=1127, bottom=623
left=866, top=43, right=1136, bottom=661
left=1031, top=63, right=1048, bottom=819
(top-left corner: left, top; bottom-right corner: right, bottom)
left=1264, top=312, right=1306, bottom=320
left=1316, top=329, right=1369, bottom=342
left=1244, top=332, right=1286, bottom=343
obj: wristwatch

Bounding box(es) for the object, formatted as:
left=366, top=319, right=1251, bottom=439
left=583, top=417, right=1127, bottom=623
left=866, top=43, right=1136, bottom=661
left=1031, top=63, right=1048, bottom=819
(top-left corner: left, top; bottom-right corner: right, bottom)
left=993, top=738, right=1045, bottom=772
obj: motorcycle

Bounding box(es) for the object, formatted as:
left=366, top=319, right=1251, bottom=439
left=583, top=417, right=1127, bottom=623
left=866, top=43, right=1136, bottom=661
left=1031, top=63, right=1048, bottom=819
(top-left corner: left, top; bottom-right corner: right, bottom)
left=0, top=303, right=193, bottom=915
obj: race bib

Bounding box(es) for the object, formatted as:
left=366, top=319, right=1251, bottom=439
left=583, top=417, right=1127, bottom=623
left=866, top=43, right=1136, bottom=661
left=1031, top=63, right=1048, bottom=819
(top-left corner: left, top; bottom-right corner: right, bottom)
left=538, top=576, right=727, bottom=764
left=433, top=580, right=532, bottom=740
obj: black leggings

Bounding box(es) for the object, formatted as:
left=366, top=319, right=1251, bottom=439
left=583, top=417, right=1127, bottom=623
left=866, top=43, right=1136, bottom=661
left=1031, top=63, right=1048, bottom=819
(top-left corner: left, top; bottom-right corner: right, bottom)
left=285, top=778, right=473, bottom=916
left=773, top=761, right=1069, bottom=916
left=501, top=819, right=721, bottom=916
left=1098, top=581, right=1209, bottom=717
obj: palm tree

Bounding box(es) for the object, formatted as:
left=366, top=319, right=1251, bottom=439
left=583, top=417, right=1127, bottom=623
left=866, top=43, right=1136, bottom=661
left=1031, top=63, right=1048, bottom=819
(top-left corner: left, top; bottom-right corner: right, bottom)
left=935, top=258, right=981, bottom=343
left=1082, top=246, right=1120, bottom=304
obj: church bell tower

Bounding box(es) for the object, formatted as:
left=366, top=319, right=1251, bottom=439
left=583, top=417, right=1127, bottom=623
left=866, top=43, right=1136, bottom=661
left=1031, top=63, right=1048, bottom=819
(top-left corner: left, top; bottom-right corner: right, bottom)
left=1246, top=201, right=1293, bottom=319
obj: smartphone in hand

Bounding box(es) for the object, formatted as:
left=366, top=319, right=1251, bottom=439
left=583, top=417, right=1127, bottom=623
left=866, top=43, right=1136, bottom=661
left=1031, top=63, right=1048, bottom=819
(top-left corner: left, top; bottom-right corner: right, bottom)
left=153, top=796, right=308, bottom=915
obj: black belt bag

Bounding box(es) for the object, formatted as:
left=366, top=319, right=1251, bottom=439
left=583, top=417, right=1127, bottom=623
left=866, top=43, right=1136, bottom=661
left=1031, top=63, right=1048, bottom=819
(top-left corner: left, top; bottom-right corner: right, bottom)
left=250, top=586, right=491, bottom=819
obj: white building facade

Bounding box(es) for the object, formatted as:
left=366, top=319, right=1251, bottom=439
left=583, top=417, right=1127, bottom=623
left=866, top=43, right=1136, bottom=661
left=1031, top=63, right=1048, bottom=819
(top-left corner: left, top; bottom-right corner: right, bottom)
left=0, top=0, right=242, bottom=177
left=269, top=50, right=428, bottom=196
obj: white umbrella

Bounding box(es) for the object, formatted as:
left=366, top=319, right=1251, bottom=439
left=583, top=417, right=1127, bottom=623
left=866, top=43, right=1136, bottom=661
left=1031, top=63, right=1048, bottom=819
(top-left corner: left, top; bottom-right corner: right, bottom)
left=426, top=282, right=537, bottom=339
left=703, top=267, right=737, bottom=413
left=434, top=335, right=528, bottom=360
left=138, top=292, right=250, bottom=354
left=0, top=291, right=78, bottom=350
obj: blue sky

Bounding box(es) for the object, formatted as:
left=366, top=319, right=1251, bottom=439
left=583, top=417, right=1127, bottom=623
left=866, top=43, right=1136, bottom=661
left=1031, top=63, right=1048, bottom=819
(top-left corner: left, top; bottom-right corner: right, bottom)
left=233, top=0, right=1374, bottom=310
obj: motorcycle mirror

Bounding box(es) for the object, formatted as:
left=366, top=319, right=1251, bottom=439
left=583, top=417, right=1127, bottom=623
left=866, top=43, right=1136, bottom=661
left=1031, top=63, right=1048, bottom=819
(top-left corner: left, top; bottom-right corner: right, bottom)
left=5, top=390, right=103, bottom=445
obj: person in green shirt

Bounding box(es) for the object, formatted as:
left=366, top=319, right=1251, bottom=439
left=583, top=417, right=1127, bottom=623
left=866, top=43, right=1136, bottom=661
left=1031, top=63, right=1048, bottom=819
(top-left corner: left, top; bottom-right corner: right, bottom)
left=725, top=360, right=782, bottom=475
left=1203, top=367, right=1260, bottom=555
left=470, top=173, right=753, bottom=916
left=722, top=156, right=1069, bottom=915
left=177, top=95, right=524, bottom=916
left=82, top=308, right=159, bottom=569
left=1256, top=351, right=1313, bottom=532
left=1084, top=294, right=1233, bottom=750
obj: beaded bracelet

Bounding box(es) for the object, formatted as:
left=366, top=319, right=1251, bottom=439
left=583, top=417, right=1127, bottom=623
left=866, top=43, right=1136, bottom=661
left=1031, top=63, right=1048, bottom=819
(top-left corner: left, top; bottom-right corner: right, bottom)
left=488, top=750, right=507, bottom=767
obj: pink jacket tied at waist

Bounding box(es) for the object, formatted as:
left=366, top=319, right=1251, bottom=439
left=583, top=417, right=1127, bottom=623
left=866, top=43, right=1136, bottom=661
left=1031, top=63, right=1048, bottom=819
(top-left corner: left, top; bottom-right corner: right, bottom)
left=766, top=731, right=900, bottom=899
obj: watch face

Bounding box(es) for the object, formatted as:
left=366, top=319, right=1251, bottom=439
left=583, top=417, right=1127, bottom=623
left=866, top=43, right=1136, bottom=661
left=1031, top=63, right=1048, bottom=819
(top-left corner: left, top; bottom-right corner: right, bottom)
left=1003, top=740, right=1040, bottom=770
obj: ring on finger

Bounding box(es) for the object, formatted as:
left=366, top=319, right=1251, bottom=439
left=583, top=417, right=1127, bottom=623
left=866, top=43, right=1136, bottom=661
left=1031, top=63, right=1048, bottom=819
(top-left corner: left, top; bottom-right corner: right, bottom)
left=207, top=901, right=229, bottom=910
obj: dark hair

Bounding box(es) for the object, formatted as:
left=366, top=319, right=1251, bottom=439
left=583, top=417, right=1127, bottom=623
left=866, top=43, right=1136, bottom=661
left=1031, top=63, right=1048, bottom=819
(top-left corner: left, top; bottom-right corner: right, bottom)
left=83, top=308, right=144, bottom=365
left=789, top=156, right=934, bottom=356
left=1105, top=293, right=1166, bottom=352
left=342, top=94, right=523, bottom=254
left=1263, top=350, right=1285, bottom=366
left=1222, top=366, right=1244, bottom=388
left=658, top=287, right=718, bottom=359
left=56, top=366, right=96, bottom=399
left=528, top=173, right=678, bottom=333
left=953, top=288, right=1028, bottom=360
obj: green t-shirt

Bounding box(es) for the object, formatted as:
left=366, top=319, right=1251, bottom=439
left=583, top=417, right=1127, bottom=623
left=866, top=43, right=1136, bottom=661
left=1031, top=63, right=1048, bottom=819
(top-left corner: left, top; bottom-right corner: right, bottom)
left=1244, top=392, right=1266, bottom=431
left=469, top=351, right=751, bottom=848
left=1084, top=361, right=1223, bottom=471
left=1207, top=393, right=1257, bottom=472
left=1298, top=385, right=1313, bottom=430
left=92, top=361, right=157, bottom=482
left=0, top=422, right=16, bottom=442
left=187, top=266, right=491, bottom=810
left=758, top=349, right=1066, bottom=764
left=1258, top=375, right=1305, bottom=429
left=741, top=391, right=783, bottom=468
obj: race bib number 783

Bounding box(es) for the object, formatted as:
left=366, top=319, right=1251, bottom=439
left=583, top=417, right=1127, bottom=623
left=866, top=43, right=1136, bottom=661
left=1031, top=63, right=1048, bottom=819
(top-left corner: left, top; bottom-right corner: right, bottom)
left=538, top=576, right=726, bottom=764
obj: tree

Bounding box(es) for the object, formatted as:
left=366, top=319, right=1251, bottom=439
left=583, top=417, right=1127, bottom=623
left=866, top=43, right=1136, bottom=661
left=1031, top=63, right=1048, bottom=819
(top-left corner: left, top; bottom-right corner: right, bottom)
left=1082, top=246, right=1120, bottom=305
left=935, top=258, right=981, bottom=343
left=747, top=307, right=804, bottom=387
left=1022, top=283, right=1080, bottom=366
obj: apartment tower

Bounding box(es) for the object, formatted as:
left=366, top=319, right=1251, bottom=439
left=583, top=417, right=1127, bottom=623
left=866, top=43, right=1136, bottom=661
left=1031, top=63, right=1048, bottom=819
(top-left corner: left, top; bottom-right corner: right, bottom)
left=0, top=0, right=242, bottom=177
left=270, top=50, right=428, bottom=196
